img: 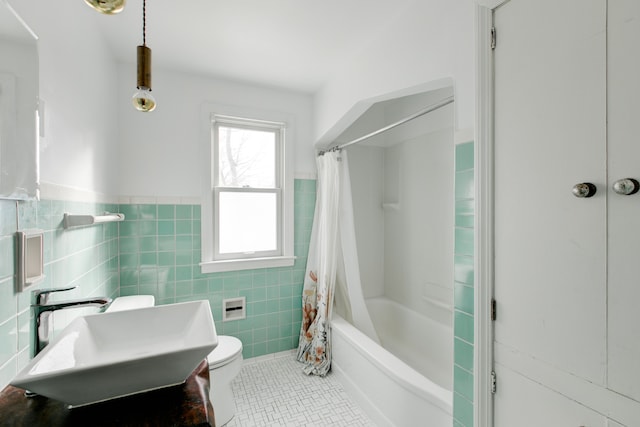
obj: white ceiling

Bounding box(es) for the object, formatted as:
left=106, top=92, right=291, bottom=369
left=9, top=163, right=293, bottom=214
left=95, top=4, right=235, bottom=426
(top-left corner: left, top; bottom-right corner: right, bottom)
left=92, top=0, right=417, bottom=93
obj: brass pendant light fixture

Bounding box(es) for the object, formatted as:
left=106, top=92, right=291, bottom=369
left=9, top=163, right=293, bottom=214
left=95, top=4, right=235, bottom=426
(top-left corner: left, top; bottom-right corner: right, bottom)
left=132, top=0, right=156, bottom=112
left=84, top=0, right=125, bottom=14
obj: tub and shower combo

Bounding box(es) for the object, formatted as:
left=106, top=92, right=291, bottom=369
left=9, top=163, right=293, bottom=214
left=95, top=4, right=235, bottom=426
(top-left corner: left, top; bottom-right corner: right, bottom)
left=332, top=297, right=452, bottom=426
left=322, top=87, right=456, bottom=426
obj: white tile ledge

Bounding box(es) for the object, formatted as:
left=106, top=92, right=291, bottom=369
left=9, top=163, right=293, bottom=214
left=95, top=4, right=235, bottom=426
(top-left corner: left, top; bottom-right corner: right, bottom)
left=118, top=196, right=201, bottom=205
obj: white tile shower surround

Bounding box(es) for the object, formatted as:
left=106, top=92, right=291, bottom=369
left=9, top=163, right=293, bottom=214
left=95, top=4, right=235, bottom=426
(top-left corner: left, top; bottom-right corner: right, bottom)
left=226, top=351, right=375, bottom=426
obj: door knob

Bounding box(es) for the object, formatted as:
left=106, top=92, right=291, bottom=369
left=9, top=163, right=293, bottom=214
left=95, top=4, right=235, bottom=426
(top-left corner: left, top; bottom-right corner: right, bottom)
left=572, top=183, right=597, bottom=198
left=613, top=178, right=639, bottom=195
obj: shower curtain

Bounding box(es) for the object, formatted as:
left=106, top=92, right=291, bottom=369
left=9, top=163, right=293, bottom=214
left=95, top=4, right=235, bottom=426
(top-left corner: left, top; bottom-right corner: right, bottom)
left=297, top=150, right=378, bottom=376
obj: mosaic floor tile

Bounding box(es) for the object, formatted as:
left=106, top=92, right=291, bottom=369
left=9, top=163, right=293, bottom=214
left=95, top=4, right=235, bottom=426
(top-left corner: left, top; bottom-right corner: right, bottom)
left=226, top=353, right=375, bottom=426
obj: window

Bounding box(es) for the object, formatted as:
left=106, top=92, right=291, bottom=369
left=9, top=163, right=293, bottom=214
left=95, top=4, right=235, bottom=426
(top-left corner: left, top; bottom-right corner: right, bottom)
left=201, top=112, right=294, bottom=273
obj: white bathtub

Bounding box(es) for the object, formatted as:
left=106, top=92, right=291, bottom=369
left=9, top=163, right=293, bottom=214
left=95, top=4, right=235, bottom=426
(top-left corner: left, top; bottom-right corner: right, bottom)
left=331, top=297, right=453, bottom=426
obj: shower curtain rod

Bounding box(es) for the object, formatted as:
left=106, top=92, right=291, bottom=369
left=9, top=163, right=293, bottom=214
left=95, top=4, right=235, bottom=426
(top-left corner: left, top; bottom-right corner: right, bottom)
left=319, top=95, right=454, bottom=155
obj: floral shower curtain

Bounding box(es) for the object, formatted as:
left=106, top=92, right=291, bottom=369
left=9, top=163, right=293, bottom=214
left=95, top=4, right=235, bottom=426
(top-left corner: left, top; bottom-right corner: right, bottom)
left=297, top=150, right=378, bottom=376
left=297, top=151, right=340, bottom=376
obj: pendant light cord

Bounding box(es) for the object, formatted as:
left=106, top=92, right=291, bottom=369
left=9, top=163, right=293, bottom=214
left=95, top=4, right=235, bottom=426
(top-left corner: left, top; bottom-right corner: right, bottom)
left=142, top=0, right=146, bottom=46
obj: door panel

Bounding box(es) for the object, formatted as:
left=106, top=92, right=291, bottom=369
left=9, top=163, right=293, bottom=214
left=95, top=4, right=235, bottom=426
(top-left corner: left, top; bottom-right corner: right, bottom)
left=607, top=0, right=640, bottom=402
left=493, top=363, right=606, bottom=427
left=494, top=0, right=607, bottom=393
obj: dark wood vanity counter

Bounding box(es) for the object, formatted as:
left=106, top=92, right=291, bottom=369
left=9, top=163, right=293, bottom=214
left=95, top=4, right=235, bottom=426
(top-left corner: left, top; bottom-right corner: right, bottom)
left=0, top=359, right=214, bottom=427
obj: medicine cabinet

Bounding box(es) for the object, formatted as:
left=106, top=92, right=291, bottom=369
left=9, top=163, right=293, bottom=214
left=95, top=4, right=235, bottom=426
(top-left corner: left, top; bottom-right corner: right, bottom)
left=0, top=0, right=39, bottom=200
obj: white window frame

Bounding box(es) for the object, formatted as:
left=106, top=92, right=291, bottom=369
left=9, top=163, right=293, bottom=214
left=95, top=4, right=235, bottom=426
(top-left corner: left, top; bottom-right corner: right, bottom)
left=200, top=105, right=295, bottom=273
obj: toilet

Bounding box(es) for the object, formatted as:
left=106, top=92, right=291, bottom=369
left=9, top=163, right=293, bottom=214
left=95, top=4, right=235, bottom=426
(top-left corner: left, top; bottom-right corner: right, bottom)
left=207, top=335, right=243, bottom=426
left=106, top=296, right=243, bottom=426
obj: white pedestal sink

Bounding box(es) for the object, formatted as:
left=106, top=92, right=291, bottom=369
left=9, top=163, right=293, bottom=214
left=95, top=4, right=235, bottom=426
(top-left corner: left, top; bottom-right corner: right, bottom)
left=11, top=300, right=218, bottom=407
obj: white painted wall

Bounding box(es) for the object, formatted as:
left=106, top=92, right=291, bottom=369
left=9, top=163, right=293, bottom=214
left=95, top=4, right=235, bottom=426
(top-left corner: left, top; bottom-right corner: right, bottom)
left=9, top=0, right=473, bottom=199
left=116, top=64, right=315, bottom=198
left=12, top=0, right=120, bottom=196
left=6, top=3, right=315, bottom=201
left=314, top=0, right=475, bottom=145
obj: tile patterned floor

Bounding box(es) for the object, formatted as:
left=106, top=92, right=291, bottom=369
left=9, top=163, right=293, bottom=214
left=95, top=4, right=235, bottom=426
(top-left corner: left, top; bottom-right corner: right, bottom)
left=225, top=352, right=376, bottom=427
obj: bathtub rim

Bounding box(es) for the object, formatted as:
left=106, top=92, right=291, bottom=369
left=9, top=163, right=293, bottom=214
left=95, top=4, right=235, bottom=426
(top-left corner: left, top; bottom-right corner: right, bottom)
left=331, top=313, right=453, bottom=415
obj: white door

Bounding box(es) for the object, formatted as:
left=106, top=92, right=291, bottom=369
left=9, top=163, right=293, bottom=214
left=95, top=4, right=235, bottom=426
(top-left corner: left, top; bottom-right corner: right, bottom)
left=493, top=0, right=640, bottom=424
left=493, top=0, right=613, bottom=425
left=607, top=0, right=640, bottom=403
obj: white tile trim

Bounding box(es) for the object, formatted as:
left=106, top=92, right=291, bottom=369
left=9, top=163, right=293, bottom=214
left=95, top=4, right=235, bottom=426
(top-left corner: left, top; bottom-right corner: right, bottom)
left=117, top=196, right=201, bottom=205
left=294, top=172, right=316, bottom=180
left=454, top=127, right=474, bottom=145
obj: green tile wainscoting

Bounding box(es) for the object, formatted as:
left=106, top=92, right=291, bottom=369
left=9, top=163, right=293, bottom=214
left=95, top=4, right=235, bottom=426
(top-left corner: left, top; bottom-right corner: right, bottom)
left=0, top=179, right=315, bottom=389
left=117, top=179, right=316, bottom=361
left=0, top=199, right=120, bottom=388
left=453, top=141, right=475, bottom=427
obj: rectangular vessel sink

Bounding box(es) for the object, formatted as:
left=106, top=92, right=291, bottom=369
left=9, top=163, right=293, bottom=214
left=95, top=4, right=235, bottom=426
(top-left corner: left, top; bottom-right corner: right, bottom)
left=11, top=300, right=218, bottom=407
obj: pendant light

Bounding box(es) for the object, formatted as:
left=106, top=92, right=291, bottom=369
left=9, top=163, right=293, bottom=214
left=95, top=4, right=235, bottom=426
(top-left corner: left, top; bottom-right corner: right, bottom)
left=84, top=0, right=125, bottom=14
left=132, top=0, right=156, bottom=112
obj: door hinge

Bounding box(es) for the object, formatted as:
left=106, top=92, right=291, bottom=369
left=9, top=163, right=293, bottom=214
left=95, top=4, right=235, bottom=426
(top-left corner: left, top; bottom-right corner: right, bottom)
left=491, top=26, right=497, bottom=49
left=491, top=298, right=497, bottom=321
left=491, top=371, right=497, bottom=394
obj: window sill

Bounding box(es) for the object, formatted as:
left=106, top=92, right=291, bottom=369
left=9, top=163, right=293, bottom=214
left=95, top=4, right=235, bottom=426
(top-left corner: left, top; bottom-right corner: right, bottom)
left=200, top=256, right=296, bottom=274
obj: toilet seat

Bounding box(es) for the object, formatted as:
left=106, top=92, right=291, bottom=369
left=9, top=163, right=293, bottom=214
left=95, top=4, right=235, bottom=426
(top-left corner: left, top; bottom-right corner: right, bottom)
left=207, top=336, right=242, bottom=369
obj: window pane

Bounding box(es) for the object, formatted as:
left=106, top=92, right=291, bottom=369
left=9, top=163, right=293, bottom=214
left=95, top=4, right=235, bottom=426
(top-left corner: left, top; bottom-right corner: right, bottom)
left=218, top=126, right=276, bottom=188
left=219, top=191, right=278, bottom=254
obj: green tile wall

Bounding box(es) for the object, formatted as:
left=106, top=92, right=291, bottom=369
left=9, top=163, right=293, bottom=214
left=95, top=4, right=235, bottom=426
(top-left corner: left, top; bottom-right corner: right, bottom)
left=0, top=178, right=315, bottom=389
left=117, top=179, right=316, bottom=360
left=0, top=199, right=119, bottom=388
left=454, top=141, right=474, bottom=427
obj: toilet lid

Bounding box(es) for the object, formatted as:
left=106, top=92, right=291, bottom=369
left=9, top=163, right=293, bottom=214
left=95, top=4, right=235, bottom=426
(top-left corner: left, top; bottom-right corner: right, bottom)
left=207, top=335, right=243, bottom=369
